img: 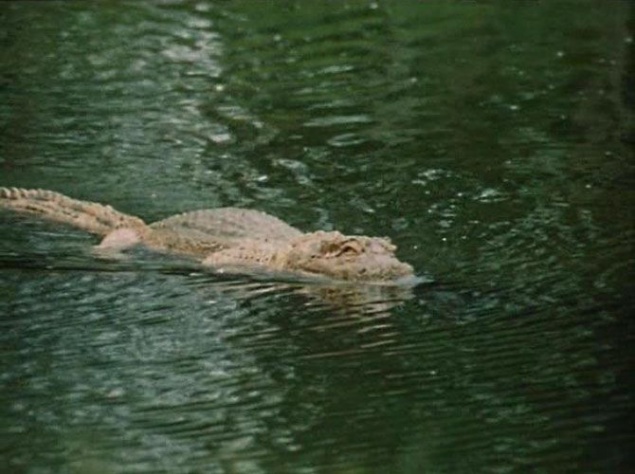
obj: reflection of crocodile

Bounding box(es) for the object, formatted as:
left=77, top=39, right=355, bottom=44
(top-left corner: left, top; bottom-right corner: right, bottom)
left=1, top=187, right=414, bottom=281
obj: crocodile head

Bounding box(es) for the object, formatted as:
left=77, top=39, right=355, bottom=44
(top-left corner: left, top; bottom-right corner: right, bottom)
left=278, top=231, right=414, bottom=282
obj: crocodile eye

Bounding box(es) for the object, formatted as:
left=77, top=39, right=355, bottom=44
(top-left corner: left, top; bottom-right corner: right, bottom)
left=336, top=241, right=363, bottom=257
left=320, top=242, right=339, bottom=256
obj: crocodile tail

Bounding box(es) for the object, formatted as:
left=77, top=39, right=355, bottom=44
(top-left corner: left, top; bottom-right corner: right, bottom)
left=0, top=187, right=147, bottom=236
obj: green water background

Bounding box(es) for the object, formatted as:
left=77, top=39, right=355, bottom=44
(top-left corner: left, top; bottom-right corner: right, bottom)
left=1, top=1, right=633, bottom=473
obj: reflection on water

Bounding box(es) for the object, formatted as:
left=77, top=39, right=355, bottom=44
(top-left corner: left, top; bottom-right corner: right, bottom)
left=2, top=260, right=628, bottom=473
left=1, top=1, right=633, bottom=473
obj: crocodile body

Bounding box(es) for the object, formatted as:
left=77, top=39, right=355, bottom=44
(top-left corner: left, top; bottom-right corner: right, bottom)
left=0, top=187, right=414, bottom=281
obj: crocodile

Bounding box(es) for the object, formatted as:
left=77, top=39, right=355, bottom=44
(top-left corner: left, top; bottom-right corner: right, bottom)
left=0, top=187, right=414, bottom=282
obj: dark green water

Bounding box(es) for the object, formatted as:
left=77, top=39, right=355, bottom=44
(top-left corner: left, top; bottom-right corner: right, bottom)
left=1, top=2, right=633, bottom=473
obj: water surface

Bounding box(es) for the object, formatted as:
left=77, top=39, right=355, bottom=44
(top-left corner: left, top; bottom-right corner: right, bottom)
left=1, top=2, right=633, bottom=473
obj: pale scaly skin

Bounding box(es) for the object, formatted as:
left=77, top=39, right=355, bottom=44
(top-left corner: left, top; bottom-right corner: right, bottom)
left=1, top=187, right=414, bottom=281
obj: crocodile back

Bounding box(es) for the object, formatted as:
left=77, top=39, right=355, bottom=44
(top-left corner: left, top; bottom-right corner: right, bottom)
left=149, top=208, right=304, bottom=243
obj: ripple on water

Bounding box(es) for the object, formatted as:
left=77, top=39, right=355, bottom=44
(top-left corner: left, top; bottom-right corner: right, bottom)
left=1, top=0, right=632, bottom=472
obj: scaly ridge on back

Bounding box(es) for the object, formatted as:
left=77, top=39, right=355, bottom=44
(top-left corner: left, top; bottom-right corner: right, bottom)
left=150, top=208, right=303, bottom=241
left=0, top=187, right=147, bottom=236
